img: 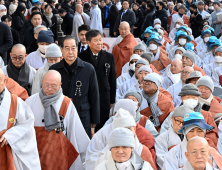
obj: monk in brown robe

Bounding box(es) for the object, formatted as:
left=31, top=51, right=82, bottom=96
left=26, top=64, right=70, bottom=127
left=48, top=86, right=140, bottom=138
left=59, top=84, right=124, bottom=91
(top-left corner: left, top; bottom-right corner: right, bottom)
left=110, top=21, right=137, bottom=77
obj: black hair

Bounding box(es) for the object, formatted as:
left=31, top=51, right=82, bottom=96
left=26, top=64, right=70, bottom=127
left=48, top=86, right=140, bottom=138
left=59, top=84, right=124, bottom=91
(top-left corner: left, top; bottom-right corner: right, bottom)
left=85, top=29, right=103, bottom=41
left=31, top=6, right=40, bottom=13
left=147, top=3, right=155, bottom=9
left=100, top=0, right=107, bottom=3
left=157, top=1, right=166, bottom=8
left=122, top=0, right=129, bottom=3
left=109, top=4, right=119, bottom=13
left=83, top=3, right=90, bottom=9
left=55, top=3, right=61, bottom=9
left=1, top=15, right=12, bottom=22
left=78, top=24, right=90, bottom=33
left=30, top=11, right=42, bottom=20
left=136, top=0, right=142, bottom=5
left=61, top=35, right=78, bottom=47
left=58, top=8, right=66, bottom=13
left=13, top=4, right=26, bottom=19
left=189, top=4, right=197, bottom=9
left=45, top=4, right=53, bottom=9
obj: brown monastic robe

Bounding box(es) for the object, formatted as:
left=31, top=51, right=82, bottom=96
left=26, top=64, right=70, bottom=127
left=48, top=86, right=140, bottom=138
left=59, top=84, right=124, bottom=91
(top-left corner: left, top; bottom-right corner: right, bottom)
left=193, top=64, right=206, bottom=76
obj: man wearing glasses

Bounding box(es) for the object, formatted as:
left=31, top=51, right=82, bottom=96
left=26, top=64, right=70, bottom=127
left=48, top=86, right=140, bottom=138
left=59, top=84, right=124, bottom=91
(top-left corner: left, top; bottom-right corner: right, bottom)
left=49, top=35, right=100, bottom=138
left=2, top=44, right=36, bottom=96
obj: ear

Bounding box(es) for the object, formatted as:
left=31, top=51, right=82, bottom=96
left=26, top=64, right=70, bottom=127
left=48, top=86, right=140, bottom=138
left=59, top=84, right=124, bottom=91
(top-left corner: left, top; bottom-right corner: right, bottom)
left=25, top=54, right=27, bottom=58
left=185, top=152, right=189, bottom=160
left=34, top=33, right=38, bottom=40
left=10, top=52, right=12, bottom=59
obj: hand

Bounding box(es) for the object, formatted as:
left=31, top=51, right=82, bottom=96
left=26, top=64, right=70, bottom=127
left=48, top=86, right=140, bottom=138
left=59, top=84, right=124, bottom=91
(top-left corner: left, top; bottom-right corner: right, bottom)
left=110, top=104, right=114, bottom=109
left=191, top=14, right=195, bottom=18
left=91, top=124, right=96, bottom=128
left=205, top=5, right=208, bottom=10
left=215, top=20, right=221, bottom=24
left=114, top=32, right=116, bottom=36
left=134, top=26, right=137, bottom=29
left=0, top=136, right=8, bottom=148
left=139, top=83, right=143, bottom=89
left=55, top=41, right=58, bottom=44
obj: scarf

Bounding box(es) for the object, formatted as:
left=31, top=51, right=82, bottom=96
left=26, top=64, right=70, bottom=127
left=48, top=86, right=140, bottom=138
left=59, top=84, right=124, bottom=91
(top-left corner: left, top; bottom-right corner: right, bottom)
left=44, top=12, right=53, bottom=27
left=0, top=87, right=5, bottom=106
left=129, top=70, right=134, bottom=77
left=168, top=70, right=181, bottom=84
left=115, top=159, right=132, bottom=170
left=198, top=94, right=213, bottom=106
left=7, top=60, right=31, bottom=95
left=39, top=87, right=62, bottom=131
left=142, top=90, right=163, bottom=127
left=180, top=102, right=202, bottom=112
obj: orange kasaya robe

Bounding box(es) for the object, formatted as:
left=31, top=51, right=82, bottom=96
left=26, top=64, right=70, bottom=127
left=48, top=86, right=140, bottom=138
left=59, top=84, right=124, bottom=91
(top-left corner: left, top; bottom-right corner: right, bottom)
left=0, top=94, right=17, bottom=170
left=140, top=92, right=175, bottom=132
left=35, top=96, right=79, bottom=170
left=201, top=110, right=219, bottom=146
left=151, top=50, right=171, bottom=71
left=159, top=87, right=173, bottom=100
left=168, top=10, right=177, bottom=31
left=150, top=64, right=161, bottom=75
left=209, top=146, right=222, bottom=169
left=5, top=76, right=29, bottom=101
left=135, top=123, right=158, bottom=170
left=209, top=96, right=222, bottom=117
left=112, top=33, right=137, bottom=78
left=183, top=15, right=190, bottom=27
left=193, top=64, right=206, bottom=76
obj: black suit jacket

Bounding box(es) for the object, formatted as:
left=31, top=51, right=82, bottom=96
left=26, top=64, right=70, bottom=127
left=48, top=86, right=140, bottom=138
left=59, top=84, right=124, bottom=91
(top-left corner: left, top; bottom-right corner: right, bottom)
left=79, top=48, right=116, bottom=128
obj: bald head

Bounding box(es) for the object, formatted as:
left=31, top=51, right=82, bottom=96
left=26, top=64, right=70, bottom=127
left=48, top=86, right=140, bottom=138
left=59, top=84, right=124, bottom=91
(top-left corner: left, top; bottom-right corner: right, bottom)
left=171, top=59, right=183, bottom=74
left=11, top=44, right=26, bottom=54
left=119, top=21, right=130, bottom=38
left=75, top=4, right=83, bottom=13
left=0, top=68, right=5, bottom=93
left=10, top=44, right=27, bottom=68
left=187, top=136, right=209, bottom=151
left=181, top=66, right=194, bottom=83
left=42, top=70, right=62, bottom=96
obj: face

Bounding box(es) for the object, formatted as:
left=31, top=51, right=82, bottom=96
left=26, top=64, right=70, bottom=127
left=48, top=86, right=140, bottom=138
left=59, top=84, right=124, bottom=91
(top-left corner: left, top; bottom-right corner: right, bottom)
left=171, top=61, right=182, bottom=74
left=168, top=3, right=174, bottom=10
left=47, top=57, right=62, bottom=64
left=100, top=0, right=106, bottom=7
left=126, top=96, right=139, bottom=108
left=198, top=85, right=212, bottom=99
left=176, top=22, right=183, bottom=27
left=215, top=51, right=222, bottom=57
left=181, top=95, right=199, bottom=101
left=187, top=0, right=192, bottom=3
left=111, top=146, right=132, bottom=163
left=212, top=45, right=219, bottom=55
left=213, top=4, right=219, bottom=10
left=106, top=0, right=110, bottom=4
left=76, top=0, right=82, bottom=4
left=178, top=8, right=185, bottom=14
left=186, top=127, right=205, bottom=141
left=144, top=33, right=150, bottom=38
left=34, top=27, right=47, bottom=39
left=76, top=5, right=83, bottom=13
left=143, top=80, right=158, bottom=95
left=31, top=14, right=42, bottom=27
left=172, top=117, right=184, bottom=134
left=78, top=30, right=87, bottom=45
left=198, top=4, right=204, bottom=10
left=0, top=0, right=5, bottom=4
left=180, top=67, right=192, bottom=82
left=134, top=49, right=144, bottom=56
left=135, top=63, right=144, bottom=77
left=87, top=35, right=103, bottom=53
left=175, top=50, right=183, bottom=55
left=119, top=24, right=130, bottom=38
left=138, top=71, right=149, bottom=84
left=45, top=5, right=52, bottom=14
left=10, top=47, right=27, bottom=68
left=156, top=3, right=162, bottom=10
left=188, top=77, right=200, bottom=85
left=186, top=141, right=209, bottom=170
left=61, top=39, right=78, bottom=63
left=2, top=19, right=11, bottom=27
left=122, top=1, right=129, bottom=10
left=182, top=56, right=193, bottom=67
left=59, top=12, right=66, bottom=17
left=133, top=4, right=139, bottom=11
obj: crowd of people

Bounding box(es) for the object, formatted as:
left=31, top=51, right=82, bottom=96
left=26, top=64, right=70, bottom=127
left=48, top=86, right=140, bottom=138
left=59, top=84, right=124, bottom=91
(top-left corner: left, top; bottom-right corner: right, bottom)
left=1, top=0, right=222, bottom=169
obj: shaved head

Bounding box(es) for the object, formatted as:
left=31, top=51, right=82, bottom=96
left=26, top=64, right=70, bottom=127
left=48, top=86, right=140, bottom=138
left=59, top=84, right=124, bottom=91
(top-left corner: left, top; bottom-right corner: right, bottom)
left=171, top=59, right=183, bottom=74
left=11, top=44, right=26, bottom=54
left=119, top=21, right=130, bottom=29
left=10, top=44, right=27, bottom=68
left=119, top=21, right=130, bottom=38
left=187, top=136, right=209, bottom=151
left=0, top=68, right=5, bottom=93
left=43, top=70, right=61, bottom=83
left=172, top=59, right=182, bottom=65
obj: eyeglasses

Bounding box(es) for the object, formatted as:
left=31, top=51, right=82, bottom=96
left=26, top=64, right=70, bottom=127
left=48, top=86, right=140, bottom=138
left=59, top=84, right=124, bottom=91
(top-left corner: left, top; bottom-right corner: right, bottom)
left=143, top=80, right=154, bottom=85
left=180, top=70, right=190, bottom=75
left=11, top=55, right=24, bottom=61
left=130, top=60, right=137, bottom=64
left=174, top=118, right=184, bottom=125
left=189, top=150, right=208, bottom=157
left=43, top=84, right=58, bottom=89
left=64, top=47, right=77, bottom=52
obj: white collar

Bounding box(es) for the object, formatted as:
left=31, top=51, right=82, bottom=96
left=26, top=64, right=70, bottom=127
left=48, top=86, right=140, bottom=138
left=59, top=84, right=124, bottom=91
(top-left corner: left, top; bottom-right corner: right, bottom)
left=81, top=43, right=88, bottom=48
left=93, top=52, right=98, bottom=56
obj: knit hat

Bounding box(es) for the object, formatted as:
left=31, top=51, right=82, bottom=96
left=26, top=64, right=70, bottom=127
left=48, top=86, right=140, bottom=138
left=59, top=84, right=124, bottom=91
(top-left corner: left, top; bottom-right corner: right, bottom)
left=124, top=91, right=143, bottom=106
left=144, top=73, right=162, bottom=87
left=182, top=50, right=196, bottom=64
left=179, top=112, right=214, bottom=133
left=215, top=46, right=222, bottom=53
left=157, top=29, right=164, bottom=36
left=135, top=59, right=148, bottom=66
left=213, top=113, right=222, bottom=122
left=172, top=105, right=194, bottom=118
left=45, top=43, right=62, bottom=58
left=185, top=71, right=202, bottom=84
left=141, top=52, right=152, bottom=64
left=197, top=1, right=204, bottom=5
left=154, top=18, right=161, bottom=25
left=91, top=0, right=98, bottom=5
left=130, top=54, right=141, bottom=61
left=178, top=83, right=201, bottom=96
left=178, top=4, right=186, bottom=10
left=113, top=108, right=136, bottom=129
left=196, top=76, right=214, bottom=92
left=175, top=47, right=186, bottom=54
left=0, top=5, right=6, bottom=11
left=133, top=43, right=146, bottom=52
left=37, top=30, right=54, bottom=44
left=176, top=18, right=184, bottom=25
left=137, top=65, right=152, bottom=75
left=213, top=1, right=220, bottom=6
left=114, top=99, right=138, bottom=119
left=33, top=0, right=42, bottom=5
left=184, top=43, right=195, bottom=51
left=108, top=127, right=135, bottom=150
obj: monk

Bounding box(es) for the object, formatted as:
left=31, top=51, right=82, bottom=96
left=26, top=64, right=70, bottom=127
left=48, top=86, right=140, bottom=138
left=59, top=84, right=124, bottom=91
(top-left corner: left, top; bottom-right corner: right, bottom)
left=25, top=70, right=90, bottom=170
left=109, top=21, right=137, bottom=77
left=0, top=68, right=41, bottom=170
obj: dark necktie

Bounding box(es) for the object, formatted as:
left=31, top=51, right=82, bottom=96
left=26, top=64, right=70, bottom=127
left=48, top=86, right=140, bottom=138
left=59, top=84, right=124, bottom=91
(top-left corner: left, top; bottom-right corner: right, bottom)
left=81, top=45, right=85, bottom=52
left=81, top=14, right=85, bottom=24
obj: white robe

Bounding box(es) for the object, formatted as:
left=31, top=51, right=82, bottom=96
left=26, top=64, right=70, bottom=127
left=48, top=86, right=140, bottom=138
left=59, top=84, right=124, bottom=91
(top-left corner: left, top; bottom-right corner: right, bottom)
left=2, top=64, right=36, bottom=86
left=196, top=39, right=207, bottom=57
left=25, top=93, right=90, bottom=170
left=117, top=71, right=132, bottom=89
left=31, top=62, right=50, bottom=95
left=212, top=66, right=222, bottom=88
left=162, top=70, right=181, bottom=90
left=195, top=35, right=202, bottom=44
left=170, top=13, right=186, bottom=32
left=1, top=88, right=41, bottom=170
left=90, top=5, right=103, bottom=33
left=197, top=9, right=209, bottom=20
left=155, top=126, right=182, bottom=169
left=121, top=61, right=130, bottom=75
left=203, top=62, right=219, bottom=77
left=203, top=52, right=215, bottom=66
left=169, top=28, right=177, bottom=44
left=177, top=161, right=217, bottom=170
left=26, top=49, right=47, bottom=69
left=167, top=80, right=183, bottom=104
left=0, top=56, right=4, bottom=68
left=71, top=12, right=90, bottom=42
left=218, top=121, right=222, bottom=155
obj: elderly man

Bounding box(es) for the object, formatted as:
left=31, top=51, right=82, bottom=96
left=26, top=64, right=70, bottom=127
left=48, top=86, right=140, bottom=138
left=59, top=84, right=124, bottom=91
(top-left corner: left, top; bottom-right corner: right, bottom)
left=32, top=43, right=63, bottom=95
left=179, top=137, right=218, bottom=170
left=163, top=112, right=221, bottom=170
left=196, top=76, right=222, bottom=117
left=140, top=73, right=175, bottom=131
left=167, top=66, right=194, bottom=104
left=95, top=127, right=154, bottom=170
left=26, top=70, right=89, bottom=170
left=86, top=107, right=157, bottom=170
left=168, top=2, right=178, bottom=30
left=155, top=105, right=192, bottom=169
left=79, top=29, right=116, bottom=131
left=71, top=4, right=90, bottom=42
left=90, top=0, right=103, bottom=33
left=182, top=50, right=206, bottom=76
left=162, top=59, right=183, bottom=90
left=26, top=30, right=54, bottom=70
left=121, top=43, right=146, bottom=74
left=109, top=21, right=137, bottom=77
left=2, top=44, right=36, bottom=96
left=0, top=69, right=41, bottom=169
left=185, top=71, right=202, bottom=85
left=49, top=35, right=100, bottom=138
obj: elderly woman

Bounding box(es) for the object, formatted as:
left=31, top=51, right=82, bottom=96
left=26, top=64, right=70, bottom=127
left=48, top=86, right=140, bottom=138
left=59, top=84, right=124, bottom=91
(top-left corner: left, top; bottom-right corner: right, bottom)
left=95, top=127, right=154, bottom=170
